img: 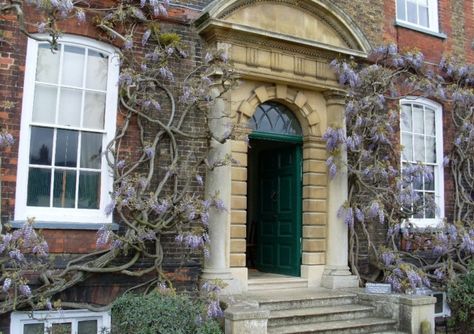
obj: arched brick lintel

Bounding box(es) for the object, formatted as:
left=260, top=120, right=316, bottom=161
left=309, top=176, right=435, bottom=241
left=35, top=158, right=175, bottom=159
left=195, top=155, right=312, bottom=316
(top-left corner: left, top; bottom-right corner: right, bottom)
left=237, top=84, right=322, bottom=137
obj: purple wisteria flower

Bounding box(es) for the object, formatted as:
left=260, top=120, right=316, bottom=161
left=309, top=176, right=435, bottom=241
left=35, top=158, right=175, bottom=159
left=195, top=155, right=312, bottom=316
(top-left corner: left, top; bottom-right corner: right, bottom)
left=19, top=284, right=32, bottom=297
left=447, top=224, right=458, bottom=240
left=326, top=157, right=337, bottom=179
left=96, top=226, right=111, bottom=248
left=381, top=252, right=395, bottom=266
left=213, top=199, right=227, bottom=212
left=386, top=275, right=402, bottom=292
left=434, top=267, right=445, bottom=280
left=406, top=270, right=422, bottom=290
left=152, top=199, right=169, bottom=214
left=124, top=37, right=133, bottom=50
left=9, top=249, right=24, bottom=262
left=175, top=233, right=208, bottom=249
left=142, top=29, right=151, bottom=46
left=205, top=52, right=213, bottom=64
left=159, top=67, right=174, bottom=80
left=195, top=175, right=204, bottom=186
left=2, top=278, right=11, bottom=293
left=207, top=300, right=224, bottom=318
left=368, top=201, right=384, bottom=224
left=354, top=208, right=364, bottom=223
left=144, top=146, right=155, bottom=159
left=32, top=241, right=49, bottom=257
left=75, top=9, right=86, bottom=23
left=200, top=211, right=209, bottom=226
left=37, top=22, right=46, bottom=33
left=105, top=202, right=115, bottom=216
left=322, top=127, right=345, bottom=152
left=116, top=160, right=126, bottom=169
left=111, top=239, right=123, bottom=249
left=460, top=233, right=474, bottom=254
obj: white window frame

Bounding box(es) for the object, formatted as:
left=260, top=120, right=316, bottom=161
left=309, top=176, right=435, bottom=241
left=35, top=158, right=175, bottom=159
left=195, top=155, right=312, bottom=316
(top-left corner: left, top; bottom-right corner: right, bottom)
left=11, top=309, right=111, bottom=334
left=15, top=35, right=119, bottom=224
left=400, top=97, right=444, bottom=228
left=396, top=0, right=439, bottom=33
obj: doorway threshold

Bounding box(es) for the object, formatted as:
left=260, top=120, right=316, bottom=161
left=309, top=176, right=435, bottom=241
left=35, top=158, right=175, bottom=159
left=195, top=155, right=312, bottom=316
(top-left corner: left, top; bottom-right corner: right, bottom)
left=248, top=269, right=308, bottom=291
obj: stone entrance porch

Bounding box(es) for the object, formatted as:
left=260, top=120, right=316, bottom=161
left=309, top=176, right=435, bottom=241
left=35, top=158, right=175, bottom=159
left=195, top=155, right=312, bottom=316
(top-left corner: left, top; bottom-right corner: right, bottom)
left=196, top=0, right=374, bottom=293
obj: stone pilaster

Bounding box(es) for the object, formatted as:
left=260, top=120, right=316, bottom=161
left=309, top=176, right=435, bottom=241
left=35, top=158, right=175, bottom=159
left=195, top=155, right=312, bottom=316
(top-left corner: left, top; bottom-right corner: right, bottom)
left=321, top=90, right=358, bottom=289
left=201, top=87, right=241, bottom=294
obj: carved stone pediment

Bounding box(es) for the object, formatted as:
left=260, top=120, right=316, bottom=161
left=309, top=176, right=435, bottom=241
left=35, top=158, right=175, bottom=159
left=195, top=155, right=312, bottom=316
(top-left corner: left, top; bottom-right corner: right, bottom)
left=197, top=0, right=370, bottom=89
left=224, top=2, right=350, bottom=50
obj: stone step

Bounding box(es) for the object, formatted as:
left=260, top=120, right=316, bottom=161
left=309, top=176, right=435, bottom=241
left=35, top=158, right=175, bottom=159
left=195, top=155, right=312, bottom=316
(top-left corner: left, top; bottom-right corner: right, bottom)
left=254, top=290, right=357, bottom=311
left=268, top=304, right=375, bottom=327
left=248, top=277, right=308, bottom=291
left=267, top=317, right=398, bottom=334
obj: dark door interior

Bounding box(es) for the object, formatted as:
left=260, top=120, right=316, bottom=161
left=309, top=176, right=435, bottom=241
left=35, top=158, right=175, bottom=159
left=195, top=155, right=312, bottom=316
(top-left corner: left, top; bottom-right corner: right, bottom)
left=247, top=139, right=301, bottom=277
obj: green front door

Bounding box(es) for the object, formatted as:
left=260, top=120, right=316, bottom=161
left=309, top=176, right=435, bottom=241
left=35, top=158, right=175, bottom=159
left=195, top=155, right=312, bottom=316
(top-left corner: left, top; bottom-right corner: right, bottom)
left=255, top=145, right=301, bottom=276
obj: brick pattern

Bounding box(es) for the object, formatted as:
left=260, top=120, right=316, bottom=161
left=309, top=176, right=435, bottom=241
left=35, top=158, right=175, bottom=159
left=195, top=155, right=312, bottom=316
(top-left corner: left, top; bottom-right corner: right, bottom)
left=230, top=140, right=248, bottom=267
left=301, top=140, right=327, bottom=265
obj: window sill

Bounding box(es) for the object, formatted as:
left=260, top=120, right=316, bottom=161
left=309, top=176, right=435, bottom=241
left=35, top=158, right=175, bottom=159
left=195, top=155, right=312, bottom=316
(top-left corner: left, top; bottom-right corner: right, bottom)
left=8, top=220, right=119, bottom=230
left=395, top=21, right=447, bottom=39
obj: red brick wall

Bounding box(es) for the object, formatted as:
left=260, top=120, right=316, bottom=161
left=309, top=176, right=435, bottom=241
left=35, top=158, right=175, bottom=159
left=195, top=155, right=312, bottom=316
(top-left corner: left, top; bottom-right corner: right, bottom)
left=0, top=2, right=203, bottom=255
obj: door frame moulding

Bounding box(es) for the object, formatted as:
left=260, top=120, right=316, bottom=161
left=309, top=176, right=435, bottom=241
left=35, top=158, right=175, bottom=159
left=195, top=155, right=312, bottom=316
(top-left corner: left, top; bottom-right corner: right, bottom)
left=229, top=84, right=329, bottom=289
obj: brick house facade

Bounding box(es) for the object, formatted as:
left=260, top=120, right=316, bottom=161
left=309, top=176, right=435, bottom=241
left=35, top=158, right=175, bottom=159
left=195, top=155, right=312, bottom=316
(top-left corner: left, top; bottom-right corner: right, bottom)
left=0, top=0, right=473, bottom=333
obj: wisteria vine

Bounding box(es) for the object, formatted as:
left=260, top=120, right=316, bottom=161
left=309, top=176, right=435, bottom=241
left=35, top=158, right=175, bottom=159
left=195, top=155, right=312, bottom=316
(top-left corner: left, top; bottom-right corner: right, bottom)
left=327, top=44, right=474, bottom=293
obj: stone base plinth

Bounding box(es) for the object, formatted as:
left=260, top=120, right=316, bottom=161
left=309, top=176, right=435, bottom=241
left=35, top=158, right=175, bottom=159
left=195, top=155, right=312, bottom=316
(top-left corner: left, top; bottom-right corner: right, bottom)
left=321, top=274, right=359, bottom=289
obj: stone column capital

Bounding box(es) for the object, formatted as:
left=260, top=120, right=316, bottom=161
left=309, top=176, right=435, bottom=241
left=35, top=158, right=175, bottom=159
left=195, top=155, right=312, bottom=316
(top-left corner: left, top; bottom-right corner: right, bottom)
left=323, top=90, right=347, bottom=106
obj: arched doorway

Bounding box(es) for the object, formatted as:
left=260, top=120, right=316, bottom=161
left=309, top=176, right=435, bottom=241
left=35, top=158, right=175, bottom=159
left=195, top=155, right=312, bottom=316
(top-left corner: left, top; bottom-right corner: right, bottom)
left=247, top=101, right=303, bottom=277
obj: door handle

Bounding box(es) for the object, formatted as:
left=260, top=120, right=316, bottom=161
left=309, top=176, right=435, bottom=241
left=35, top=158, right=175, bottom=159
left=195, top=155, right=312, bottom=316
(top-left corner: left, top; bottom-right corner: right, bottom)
left=271, top=191, right=278, bottom=201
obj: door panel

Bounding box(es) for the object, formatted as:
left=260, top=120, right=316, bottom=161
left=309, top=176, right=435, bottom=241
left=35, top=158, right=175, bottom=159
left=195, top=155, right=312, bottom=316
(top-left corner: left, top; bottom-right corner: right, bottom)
left=255, top=145, right=301, bottom=276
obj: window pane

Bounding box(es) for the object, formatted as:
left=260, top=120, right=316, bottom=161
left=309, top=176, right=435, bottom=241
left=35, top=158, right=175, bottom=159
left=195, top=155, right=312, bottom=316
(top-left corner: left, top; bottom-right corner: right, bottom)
left=413, top=171, right=423, bottom=190
left=27, top=168, right=51, bottom=207
left=86, top=50, right=109, bottom=90
left=425, top=193, right=435, bottom=218
left=401, top=104, right=412, bottom=131
left=425, top=108, right=436, bottom=135
left=414, top=134, right=425, bottom=161
left=397, top=0, right=406, bottom=21
left=58, top=88, right=82, bottom=127
left=32, top=85, right=57, bottom=124
left=78, top=172, right=100, bottom=209
left=414, top=192, right=424, bottom=218
left=81, top=132, right=102, bottom=169
left=426, top=136, right=436, bottom=163
left=30, top=126, right=53, bottom=165
left=401, top=133, right=413, bottom=161
left=51, top=322, right=72, bottom=334
left=407, top=1, right=418, bottom=24
left=78, top=320, right=98, bottom=334
left=419, top=5, right=429, bottom=27
left=24, top=323, right=45, bottom=334
left=55, top=129, right=78, bottom=167
left=53, top=169, right=76, bottom=208
left=36, top=44, right=60, bottom=83
left=424, top=165, right=435, bottom=190
left=83, top=92, right=106, bottom=129
left=61, top=45, right=85, bottom=87
left=413, top=105, right=424, bottom=133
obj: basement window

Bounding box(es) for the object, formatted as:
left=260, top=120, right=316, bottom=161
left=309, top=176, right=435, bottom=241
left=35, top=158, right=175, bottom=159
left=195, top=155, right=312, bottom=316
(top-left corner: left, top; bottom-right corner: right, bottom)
left=10, top=309, right=111, bottom=334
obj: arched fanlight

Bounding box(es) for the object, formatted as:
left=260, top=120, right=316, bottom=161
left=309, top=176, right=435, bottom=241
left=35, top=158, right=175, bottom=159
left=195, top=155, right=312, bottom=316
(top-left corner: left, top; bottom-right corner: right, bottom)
left=249, top=101, right=302, bottom=136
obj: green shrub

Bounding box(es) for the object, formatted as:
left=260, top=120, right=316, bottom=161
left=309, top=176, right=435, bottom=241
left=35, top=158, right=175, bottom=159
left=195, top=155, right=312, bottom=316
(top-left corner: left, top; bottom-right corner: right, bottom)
left=447, top=261, right=474, bottom=331
left=111, top=291, right=223, bottom=334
